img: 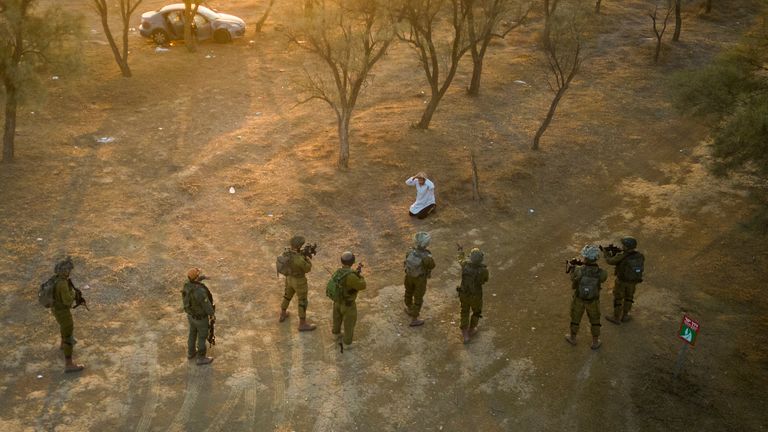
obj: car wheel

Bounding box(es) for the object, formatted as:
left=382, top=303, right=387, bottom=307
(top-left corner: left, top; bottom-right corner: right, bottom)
left=213, top=29, right=231, bottom=44
left=151, top=30, right=170, bottom=46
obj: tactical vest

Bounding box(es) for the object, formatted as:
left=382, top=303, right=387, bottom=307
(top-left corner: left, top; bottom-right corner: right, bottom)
left=576, top=265, right=602, bottom=301
left=459, top=263, right=487, bottom=295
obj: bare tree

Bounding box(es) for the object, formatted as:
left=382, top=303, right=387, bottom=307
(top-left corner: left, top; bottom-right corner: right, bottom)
left=703, top=0, right=711, bottom=14
left=2, top=0, right=83, bottom=163
left=531, top=4, right=585, bottom=150
left=594, top=0, right=602, bottom=14
left=183, top=0, right=202, bottom=52
left=255, top=0, right=276, bottom=33
left=398, top=0, right=472, bottom=129
left=649, top=2, right=673, bottom=63
left=672, top=0, right=681, bottom=41
left=93, top=0, right=143, bottom=77
left=287, top=0, right=394, bottom=168
left=465, top=0, right=530, bottom=96
left=542, top=0, right=560, bottom=48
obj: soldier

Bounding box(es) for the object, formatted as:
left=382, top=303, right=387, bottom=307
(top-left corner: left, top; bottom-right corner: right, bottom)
left=604, top=237, right=645, bottom=324
left=182, top=268, right=215, bottom=365
left=279, top=235, right=317, bottom=331
left=565, top=245, right=608, bottom=350
left=51, top=257, right=85, bottom=373
left=456, top=246, right=489, bottom=344
left=330, top=251, right=367, bottom=347
left=403, top=231, right=436, bottom=326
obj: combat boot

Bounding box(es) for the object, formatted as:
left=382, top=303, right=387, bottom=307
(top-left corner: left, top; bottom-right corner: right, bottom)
left=196, top=356, right=214, bottom=366
left=564, top=333, right=577, bottom=345
left=591, top=337, right=602, bottom=350
left=64, top=356, right=84, bottom=373
left=462, top=329, right=470, bottom=344
left=606, top=309, right=622, bottom=325
left=279, top=309, right=289, bottom=322
left=621, top=313, right=632, bottom=323
left=298, top=319, right=317, bottom=332
left=409, top=317, right=425, bottom=327
left=468, top=326, right=478, bottom=337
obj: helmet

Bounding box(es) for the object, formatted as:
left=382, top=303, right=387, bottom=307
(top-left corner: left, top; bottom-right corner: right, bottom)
left=580, top=244, right=600, bottom=262
left=414, top=231, right=431, bottom=249
left=290, top=235, right=306, bottom=249
left=55, top=257, right=74, bottom=275
left=341, top=251, right=355, bottom=265
left=469, top=248, right=484, bottom=264
left=620, top=236, right=637, bottom=250
left=187, top=267, right=201, bottom=281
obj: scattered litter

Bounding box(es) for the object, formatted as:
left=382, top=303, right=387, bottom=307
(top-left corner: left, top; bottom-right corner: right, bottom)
left=492, top=293, right=497, bottom=297
left=248, top=40, right=255, bottom=46
left=83, top=285, right=90, bottom=290
left=397, top=333, right=401, bottom=337
left=513, top=79, right=529, bottom=86
left=229, top=186, right=236, bottom=194
left=90, top=29, right=98, bottom=34
left=51, top=76, right=59, bottom=80
left=267, top=212, right=273, bottom=217
left=205, top=53, right=215, bottom=59
left=36, top=238, right=43, bottom=241
left=157, top=127, right=163, bottom=130
left=531, top=327, right=536, bottom=331
left=129, top=27, right=136, bottom=32
left=254, top=112, right=262, bottom=116
left=95, top=136, right=115, bottom=144
left=236, top=135, right=242, bottom=140
left=30, top=111, right=35, bottom=115
left=36, top=374, right=43, bottom=379
left=528, top=208, right=535, bottom=214
left=155, top=47, right=170, bottom=53
left=450, top=321, right=455, bottom=325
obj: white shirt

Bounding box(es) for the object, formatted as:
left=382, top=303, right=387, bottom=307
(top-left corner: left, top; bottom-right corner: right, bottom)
left=406, top=177, right=436, bottom=213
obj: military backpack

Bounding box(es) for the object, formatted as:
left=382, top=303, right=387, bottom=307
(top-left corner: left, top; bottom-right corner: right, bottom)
left=38, top=275, right=57, bottom=308
left=276, top=249, right=294, bottom=276
left=618, top=251, right=645, bottom=283
left=326, top=268, right=353, bottom=303
left=459, top=263, right=486, bottom=295
left=404, top=248, right=429, bottom=278
left=576, top=265, right=602, bottom=301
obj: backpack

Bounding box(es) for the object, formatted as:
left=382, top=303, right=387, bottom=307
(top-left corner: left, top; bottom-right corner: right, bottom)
left=38, top=275, right=57, bottom=308
left=619, top=252, right=645, bottom=283
left=577, top=266, right=602, bottom=301
left=459, top=263, right=486, bottom=295
left=181, top=282, right=194, bottom=314
left=276, top=249, right=294, bottom=276
left=326, top=269, right=353, bottom=302
left=404, top=249, right=427, bottom=278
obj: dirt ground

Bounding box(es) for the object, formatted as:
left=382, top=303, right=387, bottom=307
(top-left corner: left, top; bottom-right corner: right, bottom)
left=1, top=0, right=767, bottom=431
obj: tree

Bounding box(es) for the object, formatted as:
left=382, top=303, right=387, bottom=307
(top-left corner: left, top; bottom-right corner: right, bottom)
left=183, top=0, right=202, bottom=52
left=465, top=0, right=529, bottom=95
left=594, top=0, right=601, bottom=14
left=703, top=0, right=712, bottom=14
left=671, top=22, right=768, bottom=178
left=672, top=0, right=681, bottom=41
left=287, top=0, right=394, bottom=168
left=398, top=0, right=472, bottom=129
left=531, top=3, right=586, bottom=150
left=255, top=0, right=277, bottom=33
left=542, top=0, right=560, bottom=48
left=1, top=0, right=83, bottom=163
left=649, top=2, right=673, bottom=63
left=93, top=0, right=143, bottom=77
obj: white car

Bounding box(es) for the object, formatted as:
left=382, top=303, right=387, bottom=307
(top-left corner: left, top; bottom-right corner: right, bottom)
left=139, top=3, right=246, bottom=45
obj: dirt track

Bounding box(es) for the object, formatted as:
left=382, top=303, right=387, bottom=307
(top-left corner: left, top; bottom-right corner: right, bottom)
left=0, top=0, right=766, bottom=431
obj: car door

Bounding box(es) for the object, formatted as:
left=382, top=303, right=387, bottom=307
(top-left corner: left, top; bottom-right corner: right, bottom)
left=166, top=11, right=184, bottom=39
left=193, top=13, right=212, bottom=41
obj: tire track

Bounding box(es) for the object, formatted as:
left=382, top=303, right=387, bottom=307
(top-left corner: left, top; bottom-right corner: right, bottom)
left=134, top=320, right=160, bottom=432
left=264, top=334, right=286, bottom=426
left=166, top=364, right=205, bottom=432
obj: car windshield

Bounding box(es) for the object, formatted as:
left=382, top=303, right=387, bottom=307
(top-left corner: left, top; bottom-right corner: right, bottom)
left=196, top=6, right=219, bottom=20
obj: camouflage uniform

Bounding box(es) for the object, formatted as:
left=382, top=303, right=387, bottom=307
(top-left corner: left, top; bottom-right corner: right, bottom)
left=567, top=261, right=607, bottom=349
left=605, top=249, right=643, bottom=322
left=281, top=251, right=313, bottom=319
left=51, top=258, right=84, bottom=372
left=331, top=266, right=367, bottom=346
left=404, top=250, right=435, bottom=324
left=182, top=272, right=215, bottom=364
left=457, top=248, right=489, bottom=343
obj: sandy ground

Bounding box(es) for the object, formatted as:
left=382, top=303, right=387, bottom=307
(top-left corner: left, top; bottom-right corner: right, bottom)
left=0, top=0, right=766, bottom=431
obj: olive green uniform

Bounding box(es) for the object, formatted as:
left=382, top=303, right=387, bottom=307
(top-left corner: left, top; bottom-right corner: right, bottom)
left=569, top=264, right=608, bottom=337
left=183, top=281, right=215, bottom=358
left=457, top=252, right=489, bottom=330
left=52, top=276, right=76, bottom=357
left=281, top=252, right=313, bottom=319
left=605, top=251, right=640, bottom=318
left=403, top=249, right=435, bottom=318
left=331, top=267, right=367, bottom=345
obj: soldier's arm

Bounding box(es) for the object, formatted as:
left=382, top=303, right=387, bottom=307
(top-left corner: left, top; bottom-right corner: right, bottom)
left=599, top=269, right=608, bottom=283
left=347, top=273, right=367, bottom=292
left=457, top=252, right=467, bottom=267
left=196, top=289, right=215, bottom=316
left=56, top=279, right=75, bottom=305
left=294, top=254, right=312, bottom=273
left=605, top=251, right=626, bottom=266
left=480, top=268, right=490, bottom=284
left=422, top=254, right=436, bottom=271
left=569, top=266, right=582, bottom=283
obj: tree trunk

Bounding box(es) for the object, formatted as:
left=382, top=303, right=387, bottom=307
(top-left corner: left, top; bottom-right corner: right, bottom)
left=532, top=86, right=567, bottom=150
left=121, top=9, right=132, bottom=77
left=337, top=111, right=351, bottom=169
left=2, top=81, right=18, bottom=163
left=467, top=55, right=484, bottom=96
left=255, top=0, right=276, bottom=33
left=416, top=97, right=440, bottom=129
left=673, top=0, right=681, bottom=41
left=595, top=0, right=602, bottom=14
left=100, top=11, right=132, bottom=77
left=704, top=0, right=712, bottom=13
left=654, top=37, right=662, bottom=63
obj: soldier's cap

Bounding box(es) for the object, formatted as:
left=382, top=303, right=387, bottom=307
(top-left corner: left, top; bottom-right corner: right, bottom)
left=341, top=251, right=355, bottom=265
left=55, top=257, right=74, bottom=275
left=469, top=248, right=484, bottom=264
left=580, top=244, right=600, bottom=262
left=187, top=267, right=201, bottom=281
left=414, top=231, right=431, bottom=248
left=620, top=236, right=637, bottom=250
left=290, top=235, right=306, bottom=249
left=415, top=171, right=427, bottom=179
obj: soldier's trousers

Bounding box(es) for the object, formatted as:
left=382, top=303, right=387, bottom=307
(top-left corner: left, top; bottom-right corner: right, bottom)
left=187, top=315, right=209, bottom=357
left=404, top=275, right=428, bottom=317
left=612, top=279, right=637, bottom=316
left=332, top=301, right=358, bottom=345
left=282, top=276, right=309, bottom=319
left=570, top=297, right=601, bottom=337
left=53, top=308, right=75, bottom=357
left=459, top=293, right=483, bottom=329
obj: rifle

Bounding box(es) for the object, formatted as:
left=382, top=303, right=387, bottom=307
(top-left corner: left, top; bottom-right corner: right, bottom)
left=301, top=243, right=318, bottom=259
left=354, top=263, right=363, bottom=276
left=600, top=244, right=622, bottom=257
left=565, top=258, right=584, bottom=274
left=69, top=279, right=90, bottom=311
left=200, top=277, right=216, bottom=346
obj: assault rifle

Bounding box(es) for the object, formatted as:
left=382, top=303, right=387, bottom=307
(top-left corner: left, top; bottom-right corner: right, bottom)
left=200, top=275, right=216, bottom=346
left=355, top=263, right=363, bottom=275
left=565, top=258, right=585, bottom=274
left=301, top=243, right=318, bottom=259
left=73, top=287, right=90, bottom=311
left=600, top=244, right=622, bottom=257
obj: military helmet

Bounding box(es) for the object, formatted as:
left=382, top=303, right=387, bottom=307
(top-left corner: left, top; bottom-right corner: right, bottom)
left=187, top=267, right=201, bottom=281
left=620, top=236, right=637, bottom=250
left=469, top=248, right=484, bottom=264
left=290, top=235, right=306, bottom=249
left=580, top=244, right=600, bottom=262
left=414, top=231, right=431, bottom=249
left=54, top=257, right=74, bottom=275
left=341, top=251, right=355, bottom=265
